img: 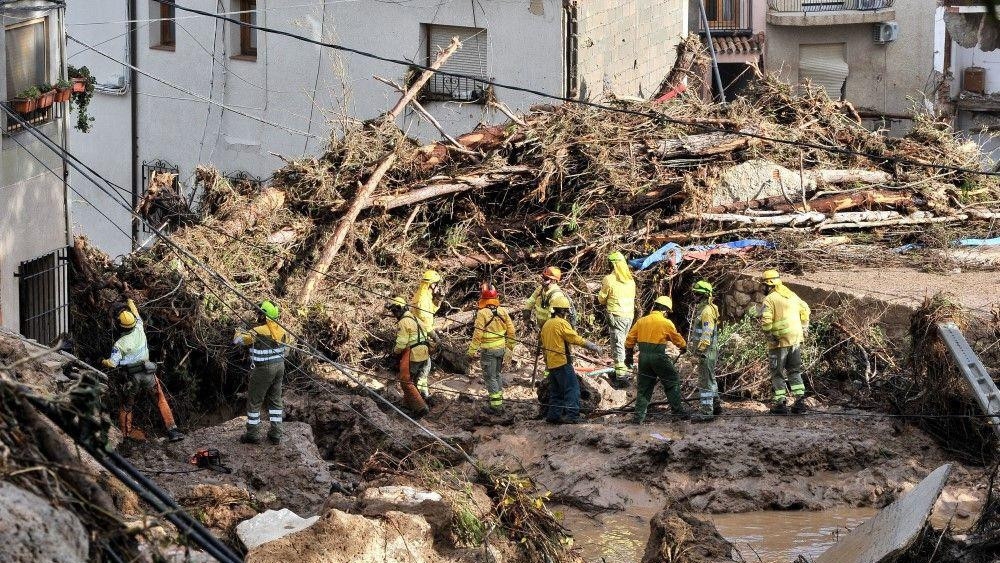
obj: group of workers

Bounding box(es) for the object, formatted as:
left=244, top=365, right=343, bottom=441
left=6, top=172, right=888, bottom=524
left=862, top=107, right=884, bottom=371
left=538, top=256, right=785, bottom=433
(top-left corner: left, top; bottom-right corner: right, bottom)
left=385, top=256, right=812, bottom=425
left=101, top=252, right=810, bottom=444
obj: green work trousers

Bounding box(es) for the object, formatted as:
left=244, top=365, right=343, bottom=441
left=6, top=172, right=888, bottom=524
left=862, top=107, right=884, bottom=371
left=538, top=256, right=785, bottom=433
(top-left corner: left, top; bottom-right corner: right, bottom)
left=634, top=352, right=684, bottom=423
left=480, top=347, right=506, bottom=409
left=608, top=314, right=633, bottom=381
left=246, top=360, right=284, bottom=440
left=768, top=345, right=804, bottom=404
left=696, top=345, right=719, bottom=415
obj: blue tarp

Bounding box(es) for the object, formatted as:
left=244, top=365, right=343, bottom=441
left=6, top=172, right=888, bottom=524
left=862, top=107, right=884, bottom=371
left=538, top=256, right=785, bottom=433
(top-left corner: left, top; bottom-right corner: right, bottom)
left=956, top=237, right=1000, bottom=247
left=628, top=239, right=776, bottom=271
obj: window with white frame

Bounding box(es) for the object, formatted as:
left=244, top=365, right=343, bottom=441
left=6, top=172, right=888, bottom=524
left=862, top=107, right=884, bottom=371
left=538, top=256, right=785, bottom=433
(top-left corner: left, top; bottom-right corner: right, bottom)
left=149, top=0, right=176, bottom=50
left=421, top=24, right=488, bottom=103
left=5, top=18, right=48, bottom=100
left=231, top=0, right=257, bottom=60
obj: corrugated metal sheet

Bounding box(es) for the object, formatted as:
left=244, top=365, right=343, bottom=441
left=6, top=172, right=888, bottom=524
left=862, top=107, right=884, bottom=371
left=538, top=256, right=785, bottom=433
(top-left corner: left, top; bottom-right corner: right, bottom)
left=427, top=24, right=487, bottom=80
left=799, top=43, right=848, bottom=100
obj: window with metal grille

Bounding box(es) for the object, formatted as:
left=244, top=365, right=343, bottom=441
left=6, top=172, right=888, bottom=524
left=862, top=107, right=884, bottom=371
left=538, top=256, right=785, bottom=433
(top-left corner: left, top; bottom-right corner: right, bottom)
left=17, top=247, right=70, bottom=346
left=421, top=24, right=488, bottom=103
left=232, top=0, right=257, bottom=60
left=140, top=160, right=181, bottom=236
left=150, top=0, right=176, bottom=50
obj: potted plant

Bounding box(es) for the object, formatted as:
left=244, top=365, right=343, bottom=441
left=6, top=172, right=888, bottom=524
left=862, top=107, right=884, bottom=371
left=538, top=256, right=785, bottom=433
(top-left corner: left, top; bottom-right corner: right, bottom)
left=36, top=83, right=55, bottom=109
left=68, top=66, right=96, bottom=132
left=68, top=65, right=92, bottom=93
left=12, top=87, right=40, bottom=114
left=55, top=78, right=72, bottom=102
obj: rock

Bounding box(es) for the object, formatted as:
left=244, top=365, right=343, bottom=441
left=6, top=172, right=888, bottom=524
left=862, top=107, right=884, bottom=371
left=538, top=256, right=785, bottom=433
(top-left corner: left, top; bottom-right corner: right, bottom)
left=180, top=484, right=259, bottom=539
left=353, top=483, right=493, bottom=543
left=246, top=509, right=441, bottom=563
left=126, top=418, right=332, bottom=515
left=0, top=482, right=89, bottom=563
left=713, top=159, right=811, bottom=208
left=641, top=505, right=733, bottom=563
left=237, top=508, right=320, bottom=550
left=734, top=291, right=751, bottom=307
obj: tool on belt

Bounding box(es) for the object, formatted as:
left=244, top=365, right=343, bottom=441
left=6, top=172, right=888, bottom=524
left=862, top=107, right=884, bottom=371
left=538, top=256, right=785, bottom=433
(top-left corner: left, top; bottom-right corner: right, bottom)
left=189, top=449, right=232, bottom=473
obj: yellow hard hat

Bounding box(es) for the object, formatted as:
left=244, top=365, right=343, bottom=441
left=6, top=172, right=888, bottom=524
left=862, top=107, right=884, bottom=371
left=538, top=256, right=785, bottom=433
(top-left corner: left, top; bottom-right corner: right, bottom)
left=542, top=266, right=562, bottom=281
left=549, top=292, right=571, bottom=310
left=653, top=296, right=673, bottom=310
left=118, top=310, right=137, bottom=329
left=385, top=296, right=407, bottom=310
left=761, top=269, right=781, bottom=286
left=608, top=251, right=626, bottom=262
left=422, top=269, right=442, bottom=284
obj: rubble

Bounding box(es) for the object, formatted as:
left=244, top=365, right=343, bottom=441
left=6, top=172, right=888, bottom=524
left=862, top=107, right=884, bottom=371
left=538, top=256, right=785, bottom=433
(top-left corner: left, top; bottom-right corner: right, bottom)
left=236, top=508, right=320, bottom=551
left=640, top=504, right=733, bottom=563
left=0, top=482, right=89, bottom=563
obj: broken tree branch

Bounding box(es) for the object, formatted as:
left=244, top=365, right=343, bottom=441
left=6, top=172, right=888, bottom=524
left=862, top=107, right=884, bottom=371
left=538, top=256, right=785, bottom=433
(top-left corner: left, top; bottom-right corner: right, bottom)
left=383, top=37, right=461, bottom=123
left=371, top=166, right=533, bottom=211
left=297, top=153, right=398, bottom=305
left=374, top=75, right=472, bottom=153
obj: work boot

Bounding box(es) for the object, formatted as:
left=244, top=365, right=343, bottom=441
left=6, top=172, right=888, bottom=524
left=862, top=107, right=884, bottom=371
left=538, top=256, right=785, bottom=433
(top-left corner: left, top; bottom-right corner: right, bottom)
left=166, top=427, right=185, bottom=442
left=770, top=401, right=789, bottom=415
left=691, top=411, right=715, bottom=423
left=790, top=396, right=807, bottom=415
left=713, top=398, right=723, bottom=416
left=240, top=427, right=262, bottom=444
left=559, top=415, right=580, bottom=425
left=267, top=425, right=283, bottom=445
left=413, top=405, right=430, bottom=419
left=631, top=416, right=645, bottom=425
left=671, top=408, right=691, bottom=421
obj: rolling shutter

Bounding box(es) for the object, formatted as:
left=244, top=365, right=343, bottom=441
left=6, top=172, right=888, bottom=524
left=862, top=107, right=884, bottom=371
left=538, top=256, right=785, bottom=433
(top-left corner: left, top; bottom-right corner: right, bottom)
left=799, top=43, right=848, bottom=101
left=6, top=20, right=47, bottom=98
left=426, top=24, right=487, bottom=101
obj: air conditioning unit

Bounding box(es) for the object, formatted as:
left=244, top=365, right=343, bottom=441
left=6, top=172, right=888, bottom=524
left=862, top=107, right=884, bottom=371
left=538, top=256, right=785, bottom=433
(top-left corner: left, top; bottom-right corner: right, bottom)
left=873, top=21, right=899, bottom=44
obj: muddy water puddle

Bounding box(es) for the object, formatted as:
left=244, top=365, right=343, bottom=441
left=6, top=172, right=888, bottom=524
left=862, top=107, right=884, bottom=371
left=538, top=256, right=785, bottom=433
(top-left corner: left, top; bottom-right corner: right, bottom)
left=561, top=505, right=877, bottom=563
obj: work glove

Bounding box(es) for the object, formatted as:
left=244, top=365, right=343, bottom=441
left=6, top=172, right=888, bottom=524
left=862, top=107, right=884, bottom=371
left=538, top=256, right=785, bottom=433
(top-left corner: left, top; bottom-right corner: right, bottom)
left=101, top=358, right=114, bottom=369
left=625, top=348, right=634, bottom=369
left=584, top=341, right=602, bottom=355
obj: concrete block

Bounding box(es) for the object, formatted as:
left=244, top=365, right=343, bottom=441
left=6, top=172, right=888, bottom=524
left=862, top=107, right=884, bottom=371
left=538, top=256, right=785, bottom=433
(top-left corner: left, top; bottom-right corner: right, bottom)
left=237, top=508, right=320, bottom=551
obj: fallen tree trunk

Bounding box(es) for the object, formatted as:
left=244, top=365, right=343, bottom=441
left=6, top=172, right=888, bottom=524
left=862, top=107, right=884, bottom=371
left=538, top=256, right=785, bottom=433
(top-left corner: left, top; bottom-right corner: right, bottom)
left=371, top=166, right=533, bottom=211
left=298, top=154, right=398, bottom=305
left=383, top=37, right=460, bottom=123
left=817, top=214, right=968, bottom=231
left=772, top=189, right=914, bottom=213
left=652, top=129, right=756, bottom=159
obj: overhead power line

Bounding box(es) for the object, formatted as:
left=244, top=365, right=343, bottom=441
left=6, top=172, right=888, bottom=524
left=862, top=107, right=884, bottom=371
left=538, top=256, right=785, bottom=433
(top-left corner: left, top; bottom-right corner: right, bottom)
left=151, top=0, right=1000, bottom=178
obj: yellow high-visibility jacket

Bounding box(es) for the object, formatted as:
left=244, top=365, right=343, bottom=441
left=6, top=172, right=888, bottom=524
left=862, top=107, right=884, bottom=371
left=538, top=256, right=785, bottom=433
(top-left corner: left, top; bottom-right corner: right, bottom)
left=394, top=312, right=430, bottom=362
left=689, top=301, right=720, bottom=352
left=468, top=305, right=516, bottom=355
left=235, top=319, right=292, bottom=365
left=410, top=281, right=439, bottom=333
left=760, top=284, right=810, bottom=349
left=523, top=283, right=568, bottom=326
left=540, top=316, right=587, bottom=370
left=625, top=311, right=686, bottom=351
left=598, top=273, right=636, bottom=318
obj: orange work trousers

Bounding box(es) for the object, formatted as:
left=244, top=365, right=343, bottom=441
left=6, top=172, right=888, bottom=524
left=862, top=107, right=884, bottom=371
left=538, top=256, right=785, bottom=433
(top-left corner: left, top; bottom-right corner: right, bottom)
left=399, top=350, right=428, bottom=414
left=119, top=374, right=176, bottom=440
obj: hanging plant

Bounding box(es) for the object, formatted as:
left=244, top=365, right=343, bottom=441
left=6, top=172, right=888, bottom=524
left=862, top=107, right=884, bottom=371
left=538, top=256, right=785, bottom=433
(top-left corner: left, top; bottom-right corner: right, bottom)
left=68, top=65, right=96, bottom=133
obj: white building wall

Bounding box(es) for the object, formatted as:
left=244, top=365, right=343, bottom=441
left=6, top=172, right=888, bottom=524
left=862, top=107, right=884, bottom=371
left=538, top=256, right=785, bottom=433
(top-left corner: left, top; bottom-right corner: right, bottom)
left=0, top=6, right=70, bottom=330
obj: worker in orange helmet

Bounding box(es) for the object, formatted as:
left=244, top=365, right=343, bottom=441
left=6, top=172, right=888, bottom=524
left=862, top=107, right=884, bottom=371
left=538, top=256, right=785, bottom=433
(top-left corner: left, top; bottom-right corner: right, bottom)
left=467, top=283, right=516, bottom=414
left=522, top=266, right=575, bottom=329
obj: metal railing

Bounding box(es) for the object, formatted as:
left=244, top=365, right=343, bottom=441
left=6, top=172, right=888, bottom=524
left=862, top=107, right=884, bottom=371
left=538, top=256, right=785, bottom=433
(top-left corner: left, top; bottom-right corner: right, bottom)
left=421, top=73, right=489, bottom=103
left=695, top=0, right=753, bottom=35
left=768, top=0, right=893, bottom=11
left=140, top=159, right=181, bottom=235
left=3, top=100, right=63, bottom=136
left=17, top=247, right=71, bottom=346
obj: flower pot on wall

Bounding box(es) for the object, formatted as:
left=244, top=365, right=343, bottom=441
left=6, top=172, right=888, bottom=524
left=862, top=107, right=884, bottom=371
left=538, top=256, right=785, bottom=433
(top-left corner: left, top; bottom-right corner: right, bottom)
left=37, top=90, right=55, bottom=109
left=72, top=78, right=86, bottom=93
left=55, top=87, right=71, bottom=102
left=12, top=97, right=37, bottom=114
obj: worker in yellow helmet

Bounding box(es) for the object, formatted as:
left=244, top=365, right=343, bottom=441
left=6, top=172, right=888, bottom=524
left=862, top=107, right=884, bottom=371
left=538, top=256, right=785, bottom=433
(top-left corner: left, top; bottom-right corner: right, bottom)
left=688, top=280, right=722, bottom=422
left=758, top=270, right=811, bottom=415
left=598, top=251, right=636, bottom=388
left=539, top=292, right=601, bottom=424
left=625, top=296, right=688, bottom=423
left=410, top=269, right=446, bottom=402
left=387, top=296, right=431, bottom=418
left=523, top=266, right=574, bottom=328
left=467, top=283, right=516, bottom=415
left=233, top=300, right=292, bottom=444
left=103, top=298, right=184, bottom=442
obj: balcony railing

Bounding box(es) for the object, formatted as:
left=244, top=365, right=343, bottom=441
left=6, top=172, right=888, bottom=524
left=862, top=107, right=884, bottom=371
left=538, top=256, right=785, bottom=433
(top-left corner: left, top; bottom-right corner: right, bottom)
left=768, top=0, right=893, bottom=11
left=3, top=100, right=64, bottom=136
left=696, top=0, right=754, bottom=35
left=420, top=74, right=488, bottom=103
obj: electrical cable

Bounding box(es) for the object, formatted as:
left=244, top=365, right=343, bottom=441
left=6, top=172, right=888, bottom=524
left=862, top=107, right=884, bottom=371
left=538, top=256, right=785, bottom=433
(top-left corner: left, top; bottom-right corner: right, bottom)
left=150, top=0, right=1000, bottom=178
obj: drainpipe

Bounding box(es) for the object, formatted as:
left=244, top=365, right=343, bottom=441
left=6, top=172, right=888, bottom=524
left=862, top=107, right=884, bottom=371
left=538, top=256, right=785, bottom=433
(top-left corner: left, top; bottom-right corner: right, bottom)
left=697, top=0, right=726, bottom=103
left=564, top=1, right=579, bottom=98
left=128, top=0, right=139, bottom=248
left=58, top=4, right=71, bottom=247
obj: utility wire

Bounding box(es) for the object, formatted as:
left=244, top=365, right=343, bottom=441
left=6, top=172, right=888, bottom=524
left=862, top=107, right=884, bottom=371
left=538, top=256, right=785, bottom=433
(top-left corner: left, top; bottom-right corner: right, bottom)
left=151, top=0, right=1000, bottom=178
